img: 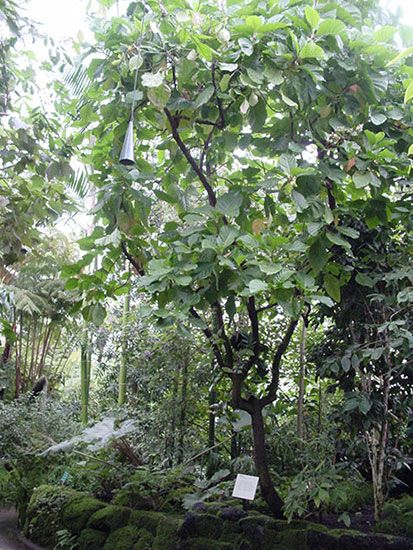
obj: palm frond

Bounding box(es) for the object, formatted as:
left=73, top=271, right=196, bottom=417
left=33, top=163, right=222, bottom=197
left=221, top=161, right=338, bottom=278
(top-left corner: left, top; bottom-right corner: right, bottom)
left=63, top=63, right=90, bottom=99
left=67, top=167, right=89, bottom=199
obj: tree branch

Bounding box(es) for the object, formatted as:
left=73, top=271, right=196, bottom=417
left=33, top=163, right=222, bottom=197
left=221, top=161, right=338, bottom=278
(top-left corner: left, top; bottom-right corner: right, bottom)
left=178, top=115, right=222, bottom=128
left=213, top=301, right=233, bottom=369
left=164, top=107, right=217, bottom=207
left=231, top=372, right=253, bottom=414
left=212, top=62, right=225, bottom=129
left=189, top=307, right=225, bottom=369
left=246, top=296, right=260, bottom=370
left=121, top=241, right=144, bottom=275
left=261, top=318, right=299, bottom=406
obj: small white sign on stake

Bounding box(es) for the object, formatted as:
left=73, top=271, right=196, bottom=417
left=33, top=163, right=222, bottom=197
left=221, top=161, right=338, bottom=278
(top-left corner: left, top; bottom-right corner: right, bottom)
left=232, top=474, right=259, bottom=501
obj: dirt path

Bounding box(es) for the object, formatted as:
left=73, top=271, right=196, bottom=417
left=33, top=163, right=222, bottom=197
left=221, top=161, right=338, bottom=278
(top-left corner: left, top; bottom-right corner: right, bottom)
left=0, top=508, right=43, bottom=550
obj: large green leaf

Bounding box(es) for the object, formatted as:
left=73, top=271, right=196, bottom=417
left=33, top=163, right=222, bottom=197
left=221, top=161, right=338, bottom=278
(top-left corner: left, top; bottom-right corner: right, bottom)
left=216, top=192, right=243, bottom=217
left=324, top=273, right=341, bottom=302
left=300, top=42, right=325, bottom=60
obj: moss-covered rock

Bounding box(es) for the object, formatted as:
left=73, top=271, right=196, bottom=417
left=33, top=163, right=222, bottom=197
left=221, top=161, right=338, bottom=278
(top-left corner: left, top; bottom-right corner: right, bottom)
left=234, top=537, right=253, bottom=550
left=153, top=515, right=182, bottom=550
left=307, top=528, right=413, bottom=550
left=113, top=483, right=157, bottom=510
left=219, top=506, right=247, bottom=522
left=238, top=513, right=278, bottom=541
left=103, top=525, right=143, bottom=550
left=62, top=495, right=105, bottom=534
left=87, top=504, right=130, bottom=532
left=129, top=509, right=164, bottom=534
left=77, top=528, right=108, bottom=550
left=276, top=528, right=308, bottom=550
left=180, top=537, right=233, bottom=549
left=179, top=511, right=223, bottom=539
left=24, top=484, right=79, bottom=548
left=219, top=518, right=243, bottom=542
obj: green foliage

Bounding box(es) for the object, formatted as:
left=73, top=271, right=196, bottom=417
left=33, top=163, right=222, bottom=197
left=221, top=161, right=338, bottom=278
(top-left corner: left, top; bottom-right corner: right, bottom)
left=113, top=466, right=195, bottom=512
left=284, top=463, right=350, bottom=522
left=374, top=495, right=413, bottom=538
left=0, top=396, right=78, bottom=462
left=55, top=529, right=80, bottom=550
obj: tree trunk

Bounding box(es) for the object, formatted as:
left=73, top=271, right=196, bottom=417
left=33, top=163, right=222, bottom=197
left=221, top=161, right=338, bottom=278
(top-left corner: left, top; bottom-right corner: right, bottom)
left=177, top=357, right=188, bottom=464
left=206, top=384, right=217, bottom=478
left=168, top=366, right=179, bottom=466
left=297, top=317, right=307, bottom=447
left=230, top=431, right=239, bottom=460
left=118, top=289, right=130, bottom=405
left=80, top=331, right=89, bottom=425
left=250, top=403, right=284, bottom=519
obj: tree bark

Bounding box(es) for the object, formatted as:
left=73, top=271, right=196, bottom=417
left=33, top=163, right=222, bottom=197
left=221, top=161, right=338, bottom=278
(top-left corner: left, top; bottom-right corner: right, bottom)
left=118, top=288, right=130, bottom=405
left=206, top=384, right=217, bottom=478
left=80, top=331, right=89, bottom=425
left=167, top=365, right=179, bottom=466
left=250, top=402, right=284, bottom=519
left=177, top=356, right=189, bottom=464
left=297, top=317, right=307, bottom=447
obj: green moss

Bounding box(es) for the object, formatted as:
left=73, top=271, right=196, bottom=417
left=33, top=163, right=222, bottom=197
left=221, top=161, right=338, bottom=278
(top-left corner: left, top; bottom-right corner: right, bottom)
left=87, top=504, right=130, bottom=532
left=77, top=528, right=107, bottom=550
left=24, top=484, right=79, bottom=548
left=103, top=525, right=142, bottom=550
left=201, top=500, right=241, bottom=514
left=398, top=495, right=413, bottom=514
left=179, top=512, right=223, bottom=538
left=153, top=516, right=182, bottom=550
left=180, top=537, right=233, bottom=550
left=62, top=495, right=105, bottom=534
left=113, top=483, right=157, bottom=510
left=130, top=509, right=165, bottom=533
left=405, top=511, right=413, bottom=537
left=219, top=519, right=242, bottom=541
left=239, top=513, right=278, bottom=539
left=276, top=528, right=308, bottom=549
left=234, top=537, right=253, bottom=550
left=139, top=529, right=155, bottom=549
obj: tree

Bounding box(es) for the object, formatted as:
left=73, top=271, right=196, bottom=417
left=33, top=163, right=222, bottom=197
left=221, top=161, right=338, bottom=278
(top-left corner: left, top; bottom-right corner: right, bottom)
left=311, top=223, right=413, bottom=520
left=0, top=0, right=79, bottom=377
left=65, top=0, right=413, bottom=517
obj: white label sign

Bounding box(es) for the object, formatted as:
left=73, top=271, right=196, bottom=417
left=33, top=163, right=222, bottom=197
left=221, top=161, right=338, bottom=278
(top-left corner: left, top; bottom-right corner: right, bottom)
left=232, top=474, right=259, bottom=501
